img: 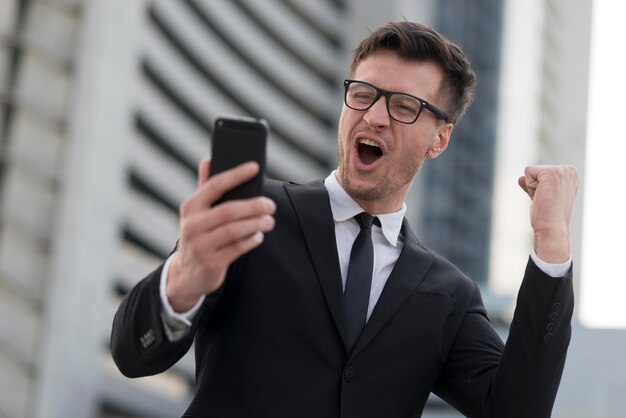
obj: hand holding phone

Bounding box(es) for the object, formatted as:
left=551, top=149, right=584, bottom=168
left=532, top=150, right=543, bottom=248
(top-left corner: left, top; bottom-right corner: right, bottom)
left=209, top=116, right=268, bottom=204
left=166, top=116, right=274, bottom=312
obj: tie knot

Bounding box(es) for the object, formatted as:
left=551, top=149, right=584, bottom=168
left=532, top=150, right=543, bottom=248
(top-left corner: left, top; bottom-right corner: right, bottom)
left=355, top=212, right=378, bottom=230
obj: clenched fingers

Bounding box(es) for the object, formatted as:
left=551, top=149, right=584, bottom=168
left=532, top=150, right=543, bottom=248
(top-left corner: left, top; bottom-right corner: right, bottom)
left=182, top=161, right=260, bottom=215
left=192, top=215, right=275, bottom=256
left=180, top=197, right=276, bottom=241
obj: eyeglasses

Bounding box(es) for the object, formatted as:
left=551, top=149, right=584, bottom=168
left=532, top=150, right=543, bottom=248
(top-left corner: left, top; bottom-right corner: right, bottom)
left=343, top=79, right=449, bottom=124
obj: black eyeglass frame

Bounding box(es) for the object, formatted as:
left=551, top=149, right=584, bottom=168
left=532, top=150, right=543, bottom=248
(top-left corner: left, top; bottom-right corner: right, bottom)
left=343, top=79, right=449, bottom=124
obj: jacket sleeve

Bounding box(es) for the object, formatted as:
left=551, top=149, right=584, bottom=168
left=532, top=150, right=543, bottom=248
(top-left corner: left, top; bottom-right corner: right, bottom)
left=110, top=262, right=196, bottom=377
left=109, top=259, right=227, bottom=378
left=433, top=257, right=574, bottom=418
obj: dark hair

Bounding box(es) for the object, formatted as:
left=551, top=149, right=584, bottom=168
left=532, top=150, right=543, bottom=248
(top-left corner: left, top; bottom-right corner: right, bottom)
left=350, top=21, right=476, bottom=125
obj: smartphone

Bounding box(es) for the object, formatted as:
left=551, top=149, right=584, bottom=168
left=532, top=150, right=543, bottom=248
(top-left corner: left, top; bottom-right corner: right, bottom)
left=209, top=116, right=268, bottom=204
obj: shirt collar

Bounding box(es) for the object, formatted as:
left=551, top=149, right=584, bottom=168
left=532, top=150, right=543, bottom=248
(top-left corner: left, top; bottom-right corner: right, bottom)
left=324, top=171, right=406, bottom=247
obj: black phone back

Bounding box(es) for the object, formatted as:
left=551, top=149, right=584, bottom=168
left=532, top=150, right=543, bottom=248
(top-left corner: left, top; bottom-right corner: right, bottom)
left=210, top=116, right=268, bottom=204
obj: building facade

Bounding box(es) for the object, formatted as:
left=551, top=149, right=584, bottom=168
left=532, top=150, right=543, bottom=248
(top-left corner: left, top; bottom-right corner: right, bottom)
left=0, top=1, right=344, bottom=417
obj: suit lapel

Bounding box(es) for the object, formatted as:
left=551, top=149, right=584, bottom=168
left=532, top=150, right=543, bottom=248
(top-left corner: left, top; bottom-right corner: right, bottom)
left=284, top=181, right=350, bottom=351
left=283, top=183, right=434, bottom=355
left=352, top=219, right=433, bottom=356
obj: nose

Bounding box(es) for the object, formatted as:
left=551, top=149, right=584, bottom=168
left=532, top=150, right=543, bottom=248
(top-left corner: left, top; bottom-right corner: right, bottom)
left=363, top=96, right=390, bottom=129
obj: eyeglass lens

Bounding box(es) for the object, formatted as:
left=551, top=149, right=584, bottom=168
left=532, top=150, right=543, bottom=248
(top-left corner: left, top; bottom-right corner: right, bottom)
left=345, top=81, right=423, bottom=124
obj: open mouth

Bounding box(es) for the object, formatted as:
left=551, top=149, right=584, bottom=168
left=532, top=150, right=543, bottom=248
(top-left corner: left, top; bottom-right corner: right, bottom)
left=357, top=139, right=383, bottom=165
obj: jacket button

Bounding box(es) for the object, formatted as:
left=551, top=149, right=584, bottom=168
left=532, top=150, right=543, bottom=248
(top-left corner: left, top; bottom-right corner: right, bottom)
left=551, top=302, right=561, bottom=313
left=546, top=322, right=556, bottom=333
left=345, top=367, right=356, bottom=382
left=549, top=312, right=559, bottom=322
left=543, top=333, right=555, bottom=344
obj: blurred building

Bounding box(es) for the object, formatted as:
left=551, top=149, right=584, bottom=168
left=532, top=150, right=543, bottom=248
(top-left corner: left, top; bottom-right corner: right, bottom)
left=0, top=1, right=341, bottom=417
left=1, top=1, right=624, bottom=418
left=418, top=0, right=504, bottom=285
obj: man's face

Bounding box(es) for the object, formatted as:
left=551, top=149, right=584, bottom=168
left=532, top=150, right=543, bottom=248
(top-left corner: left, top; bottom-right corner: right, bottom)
left=336, top=50, right=453, bottom=214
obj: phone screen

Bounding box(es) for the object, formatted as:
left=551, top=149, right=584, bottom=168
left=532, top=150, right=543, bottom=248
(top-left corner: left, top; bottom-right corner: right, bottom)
left=209, top=116, right=268, bottom=204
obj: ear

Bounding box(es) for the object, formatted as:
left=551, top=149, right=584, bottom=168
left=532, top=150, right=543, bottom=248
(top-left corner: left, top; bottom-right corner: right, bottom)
left=427, top=123, right=453, bottom=159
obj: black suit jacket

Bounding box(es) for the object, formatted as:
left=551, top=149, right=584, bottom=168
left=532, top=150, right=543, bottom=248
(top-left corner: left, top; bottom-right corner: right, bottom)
left=111, top=179, right=573, bottom=418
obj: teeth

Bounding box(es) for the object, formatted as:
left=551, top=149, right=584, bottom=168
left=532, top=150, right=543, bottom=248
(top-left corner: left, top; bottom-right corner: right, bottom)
left=359, top=139, right=380, bottom=148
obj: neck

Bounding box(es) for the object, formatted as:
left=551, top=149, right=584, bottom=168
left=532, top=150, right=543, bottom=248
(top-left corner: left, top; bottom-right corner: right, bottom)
left=333, top=170, right=408, bottom=215
left=353, top=197, right=404, bottom=215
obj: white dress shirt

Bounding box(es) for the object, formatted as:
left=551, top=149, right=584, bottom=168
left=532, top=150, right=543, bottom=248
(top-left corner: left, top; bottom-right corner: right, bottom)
left=324, top=171, right=405, bottom=321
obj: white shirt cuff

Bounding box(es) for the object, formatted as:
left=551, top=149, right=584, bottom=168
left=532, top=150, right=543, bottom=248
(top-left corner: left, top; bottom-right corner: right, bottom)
left=159, top=252, right=205, bottom=341
left=530, top=249, right=572, bottom=278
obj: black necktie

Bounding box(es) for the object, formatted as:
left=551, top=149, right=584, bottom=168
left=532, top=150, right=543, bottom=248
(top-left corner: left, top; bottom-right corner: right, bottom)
left=344, top=212, right=377, bottom=349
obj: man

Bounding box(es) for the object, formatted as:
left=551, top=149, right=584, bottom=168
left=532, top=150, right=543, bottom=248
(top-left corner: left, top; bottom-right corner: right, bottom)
left=111, top=22, right=579, bottom=417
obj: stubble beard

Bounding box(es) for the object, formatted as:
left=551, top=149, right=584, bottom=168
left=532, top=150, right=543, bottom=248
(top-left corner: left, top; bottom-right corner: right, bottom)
left=337, top=140, right=419, bottom=203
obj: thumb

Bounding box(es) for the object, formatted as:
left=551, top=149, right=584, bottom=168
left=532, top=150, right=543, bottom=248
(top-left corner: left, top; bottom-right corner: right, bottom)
left=198, top=158, right=210, bottom=188
left=518, top=175, right=528, bottom=194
